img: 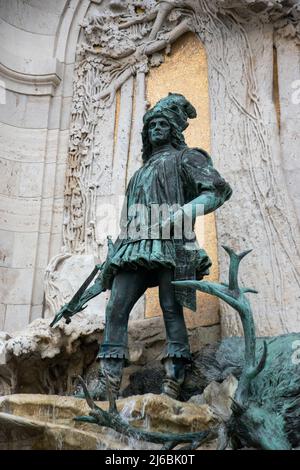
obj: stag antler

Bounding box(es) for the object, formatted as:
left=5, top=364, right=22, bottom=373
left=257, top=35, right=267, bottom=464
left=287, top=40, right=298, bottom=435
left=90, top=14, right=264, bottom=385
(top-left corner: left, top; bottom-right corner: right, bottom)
left=173, top=246, right=267, bottom=406
left=75, top=376, right=216, bottom=449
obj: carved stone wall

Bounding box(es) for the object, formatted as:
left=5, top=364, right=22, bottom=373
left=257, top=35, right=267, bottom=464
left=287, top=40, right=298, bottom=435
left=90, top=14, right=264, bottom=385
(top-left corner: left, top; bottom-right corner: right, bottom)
left=0, top=0, right=299, bottom=337
left=0, top=0, right=100, bottom=332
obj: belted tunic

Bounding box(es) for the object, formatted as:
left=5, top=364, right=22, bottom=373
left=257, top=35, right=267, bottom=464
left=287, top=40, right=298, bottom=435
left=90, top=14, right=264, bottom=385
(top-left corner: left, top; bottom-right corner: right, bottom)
left=102, top=146, right=232, bottom=311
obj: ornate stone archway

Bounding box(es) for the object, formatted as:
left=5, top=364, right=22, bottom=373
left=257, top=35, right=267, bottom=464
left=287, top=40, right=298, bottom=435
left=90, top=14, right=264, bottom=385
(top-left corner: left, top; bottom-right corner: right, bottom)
left=1, top=0, right=299, bottom=337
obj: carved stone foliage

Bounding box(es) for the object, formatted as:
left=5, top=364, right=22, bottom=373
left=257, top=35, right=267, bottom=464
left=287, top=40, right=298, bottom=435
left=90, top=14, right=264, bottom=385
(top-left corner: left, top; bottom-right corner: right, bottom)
left=63, top=0, right=189, bottom=255
left=63, top=0, right=300, bottom=255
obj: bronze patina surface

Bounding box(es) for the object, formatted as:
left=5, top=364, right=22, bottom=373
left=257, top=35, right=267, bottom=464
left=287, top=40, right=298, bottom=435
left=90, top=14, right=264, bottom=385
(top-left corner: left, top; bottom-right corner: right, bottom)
left=52, top=93, right=232, bottom=401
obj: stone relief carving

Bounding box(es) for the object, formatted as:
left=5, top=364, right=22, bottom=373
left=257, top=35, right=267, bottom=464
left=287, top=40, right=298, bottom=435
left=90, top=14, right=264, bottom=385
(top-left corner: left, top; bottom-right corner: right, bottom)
left=63, top=0, right=190, bottom=256
left=45, top=0, right=300, bottom=335
left=63, top=0, right=300, bottom=255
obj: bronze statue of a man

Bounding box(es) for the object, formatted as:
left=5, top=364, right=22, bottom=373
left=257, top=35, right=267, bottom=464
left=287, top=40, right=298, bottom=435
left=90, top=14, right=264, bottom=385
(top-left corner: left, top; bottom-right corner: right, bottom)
left=86, top=93, right=232, bottom=400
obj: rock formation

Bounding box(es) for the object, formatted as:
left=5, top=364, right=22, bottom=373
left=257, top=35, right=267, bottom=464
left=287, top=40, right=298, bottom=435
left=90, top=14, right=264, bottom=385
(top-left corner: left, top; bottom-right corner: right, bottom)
left=0, top=378, right=235, bottom=450
left=0, top=311, right=221, bottom=397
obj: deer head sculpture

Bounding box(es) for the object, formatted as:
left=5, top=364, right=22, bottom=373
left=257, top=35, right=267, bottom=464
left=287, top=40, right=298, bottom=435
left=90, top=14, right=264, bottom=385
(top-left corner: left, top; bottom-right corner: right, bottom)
left=173, top=246, right=293, bottom=450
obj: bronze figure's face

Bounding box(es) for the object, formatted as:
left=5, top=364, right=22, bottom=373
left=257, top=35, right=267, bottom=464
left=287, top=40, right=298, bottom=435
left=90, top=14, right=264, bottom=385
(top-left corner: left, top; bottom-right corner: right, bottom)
left=148, top=116, right=171, bottom=148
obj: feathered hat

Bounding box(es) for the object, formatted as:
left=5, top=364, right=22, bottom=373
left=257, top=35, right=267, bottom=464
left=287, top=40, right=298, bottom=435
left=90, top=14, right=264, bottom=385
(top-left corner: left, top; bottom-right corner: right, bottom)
left=142, top=93, right=197, bottom=162
left=143, top=93, right=197, bottom=131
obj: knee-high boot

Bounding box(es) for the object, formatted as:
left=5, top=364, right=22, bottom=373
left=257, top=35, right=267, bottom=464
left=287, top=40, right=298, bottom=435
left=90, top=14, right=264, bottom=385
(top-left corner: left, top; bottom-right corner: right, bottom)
left=76, top=358, right=124, bottom=401
left=96, top=357, right=124, bottom=400
left=161, top=357, right=186, bottom=400
left=92, top=358, right=124, bottom=400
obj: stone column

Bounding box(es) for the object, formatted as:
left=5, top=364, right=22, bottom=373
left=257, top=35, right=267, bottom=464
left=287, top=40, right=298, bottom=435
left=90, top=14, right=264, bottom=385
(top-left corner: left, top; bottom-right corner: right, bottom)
left=0, top=2, right=64, bottom=332
left=0, top=0, right=91, bottom=332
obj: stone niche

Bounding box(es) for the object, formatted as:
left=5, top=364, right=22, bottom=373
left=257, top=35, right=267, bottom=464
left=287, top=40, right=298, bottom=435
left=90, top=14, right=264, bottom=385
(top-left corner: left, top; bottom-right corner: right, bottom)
left=145, top=32, right=220, bottom=335
left=41, top=18, right=221, bottom=348
left=0, top=0, right=299, bottom=344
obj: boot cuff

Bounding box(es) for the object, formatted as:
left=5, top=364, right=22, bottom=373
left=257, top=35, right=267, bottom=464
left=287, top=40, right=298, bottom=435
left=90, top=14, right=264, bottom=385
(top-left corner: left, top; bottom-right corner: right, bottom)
left=97, top=343, right=130, bottom=366
left=162, top=341, right=192, bottom=363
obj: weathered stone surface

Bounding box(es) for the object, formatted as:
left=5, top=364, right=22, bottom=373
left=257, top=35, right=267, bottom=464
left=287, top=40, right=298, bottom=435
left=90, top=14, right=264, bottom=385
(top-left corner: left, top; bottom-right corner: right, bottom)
left=205, top=17, right=300, bottom=337
left=0, top=307, right=6, bottom=331
left=0, top=157, right=44, bottom=198
left=0, top=316, right=103, bottom=395
left=188, top=374, right=237, bottom=440
left=1, top=268, right=35, bottom=305
left=0, top=313, right=220, bottom=398
left=0, top=196, right=41, bottom=233
left=0, top=18, right=54, bottom=64
left=44, top=253, right=143, bottom=324
left=122, top=320, right=221, bottom=396
left=0, top=124, right=49, bottom=163
left=4, top=305, right=31, bottom=333
left=1, top=317, right=297, bottom=402
left=128, top=317, right=220, bottom=365
left=120, top=393, right=216, bottom=434
left=0, top=0, right=299, bottom=340
left=0, top=0, right=71, bottom=330
left=201, top=375, right=238, bottom=420
left=0, top=332, right=10, bottom=342
left=0, top=394, right=130, bottom=450
left=0, top=90, right=51, bottom=129
left=0, top=0, right=63, bottom=36
left=43, top=254, right=109, bottom=322
left=12, top=232, right=39, bottom=269
left=276, top=35, right=300, bottom=223
left=0, top=392, right=217, bottom=450
left=123, top=333, right=300, bottom=402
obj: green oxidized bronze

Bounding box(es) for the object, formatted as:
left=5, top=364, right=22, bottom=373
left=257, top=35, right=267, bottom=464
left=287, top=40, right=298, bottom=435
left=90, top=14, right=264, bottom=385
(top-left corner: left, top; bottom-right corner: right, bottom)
left=51, top=93, right=300, bottom=450
left=174, top=247, right=300, bottom=450
left=76, top=247, right=300, bottom=450
left=51, top=93, right=232, bottom=401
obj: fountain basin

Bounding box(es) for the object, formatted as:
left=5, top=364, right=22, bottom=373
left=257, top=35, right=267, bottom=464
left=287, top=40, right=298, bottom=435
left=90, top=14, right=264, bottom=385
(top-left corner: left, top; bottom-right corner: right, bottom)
left=0, top=393, right=217, bottom=450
